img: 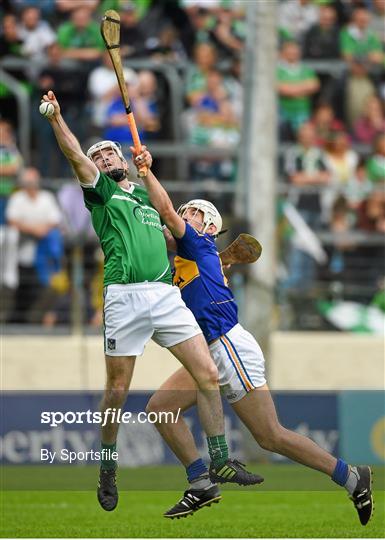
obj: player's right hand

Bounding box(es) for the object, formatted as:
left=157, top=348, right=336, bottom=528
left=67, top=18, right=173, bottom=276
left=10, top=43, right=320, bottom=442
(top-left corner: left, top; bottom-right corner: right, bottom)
left=40, top=90, right=60, bottom=117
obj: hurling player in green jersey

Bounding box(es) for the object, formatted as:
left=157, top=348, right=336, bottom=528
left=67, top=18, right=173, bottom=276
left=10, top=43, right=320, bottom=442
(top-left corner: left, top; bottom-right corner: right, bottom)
left=41, top=90, right=262, bottom=514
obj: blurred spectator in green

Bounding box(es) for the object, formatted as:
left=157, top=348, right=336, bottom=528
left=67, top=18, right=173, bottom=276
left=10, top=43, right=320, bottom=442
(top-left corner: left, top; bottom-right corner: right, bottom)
left=186, top=42, right=218, bottom=106
left=310, top=102, right=345, bottom=147
left=0, top=120, right=21, bottom=322
left=57, top=6, right=104, bottom=63
left=277, top=41, right=320, bottom=139
left=303, top=4, right=340, bottom=60
left=366, top=133, right=385, bottom=183
left=278, top=0, right=319, bottom=43
left=0, top=120, right=23, bottom=225
left=353, top=95, right=385, bottom=144
left=340, top=5, right=383, bottom=65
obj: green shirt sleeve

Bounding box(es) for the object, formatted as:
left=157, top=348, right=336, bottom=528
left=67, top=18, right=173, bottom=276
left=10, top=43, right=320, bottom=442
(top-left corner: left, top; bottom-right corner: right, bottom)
left=340, top=28, right=353, bottom=55
left=81, top=172, right=118, bottom=209
left=57, top=23, right=72, bottom=48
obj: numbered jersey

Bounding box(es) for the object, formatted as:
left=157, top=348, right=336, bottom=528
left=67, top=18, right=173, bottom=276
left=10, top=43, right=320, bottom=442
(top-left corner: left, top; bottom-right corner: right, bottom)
left=174, top=223, right=238, bottom=342
left=81, top=172, right=172, bottom=286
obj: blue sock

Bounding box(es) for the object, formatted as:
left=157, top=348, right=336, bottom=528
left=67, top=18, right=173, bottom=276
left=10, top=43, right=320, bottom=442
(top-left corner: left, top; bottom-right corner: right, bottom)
left=186, top=458, right=208, bottom=482
left=332, top=458, right=349, bottom=486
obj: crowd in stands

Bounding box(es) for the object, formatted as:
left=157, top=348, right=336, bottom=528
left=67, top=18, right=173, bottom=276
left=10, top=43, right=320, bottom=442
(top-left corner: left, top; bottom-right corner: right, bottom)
left=0, top=0, right=384, bottom=327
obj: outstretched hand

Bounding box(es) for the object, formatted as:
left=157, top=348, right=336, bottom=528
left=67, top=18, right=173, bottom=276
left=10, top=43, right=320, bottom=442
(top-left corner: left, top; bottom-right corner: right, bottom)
left=40, top=90, right=60, bottom=117
left=130, top=145, right=152, bottom=172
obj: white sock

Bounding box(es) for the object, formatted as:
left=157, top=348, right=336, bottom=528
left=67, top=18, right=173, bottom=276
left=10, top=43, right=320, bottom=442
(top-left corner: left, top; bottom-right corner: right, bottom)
left=344, top=466, right=360, bottom=495
left=190, top=474, right=214, bottom=490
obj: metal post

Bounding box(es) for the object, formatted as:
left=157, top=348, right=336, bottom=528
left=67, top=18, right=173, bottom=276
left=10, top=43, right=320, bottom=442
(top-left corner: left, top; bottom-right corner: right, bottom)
left=236, top=1, right=277, bottom=359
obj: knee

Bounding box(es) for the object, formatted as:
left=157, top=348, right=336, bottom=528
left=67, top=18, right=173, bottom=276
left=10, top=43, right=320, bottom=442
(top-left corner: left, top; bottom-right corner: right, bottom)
left=104, top=377, right=130, bottom=406
left=194, top=360, right=219, bottom=390
left=256, top=424, right=285, bottom=453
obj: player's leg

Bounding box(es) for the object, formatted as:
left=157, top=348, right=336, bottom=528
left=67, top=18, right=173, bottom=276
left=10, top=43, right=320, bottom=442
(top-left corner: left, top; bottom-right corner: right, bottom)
left=97, top=354, right=136, bottom=512
left=146, top=367, right=222, bottom=518
left=169, top=335, right=262, bottom=483
left=146, top=366, right=199, bottom=466
left=232, top=384, right=373, bottom=525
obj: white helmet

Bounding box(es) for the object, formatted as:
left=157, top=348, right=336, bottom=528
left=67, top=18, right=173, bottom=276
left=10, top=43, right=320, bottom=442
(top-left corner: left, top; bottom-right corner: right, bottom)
left=86, top=140, right=125, bottom=162
left=177, top=199, right=222, bottom=235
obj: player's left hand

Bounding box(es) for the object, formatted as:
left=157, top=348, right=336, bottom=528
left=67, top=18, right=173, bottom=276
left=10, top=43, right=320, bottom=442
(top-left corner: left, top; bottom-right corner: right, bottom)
left=130, top=145, right=152, bottom=171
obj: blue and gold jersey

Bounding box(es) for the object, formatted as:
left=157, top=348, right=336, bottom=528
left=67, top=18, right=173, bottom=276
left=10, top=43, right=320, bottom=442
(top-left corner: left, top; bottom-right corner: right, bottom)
left=174, top=223, right=238, bottom=342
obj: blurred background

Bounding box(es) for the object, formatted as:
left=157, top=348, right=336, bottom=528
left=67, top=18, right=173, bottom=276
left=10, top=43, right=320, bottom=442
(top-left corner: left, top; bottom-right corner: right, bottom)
left=1, top=0, right=384, bottom=470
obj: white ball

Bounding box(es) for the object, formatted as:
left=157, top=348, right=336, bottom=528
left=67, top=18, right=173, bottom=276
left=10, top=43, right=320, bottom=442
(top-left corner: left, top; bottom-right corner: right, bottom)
left=39, top=102, right=55, bottom=118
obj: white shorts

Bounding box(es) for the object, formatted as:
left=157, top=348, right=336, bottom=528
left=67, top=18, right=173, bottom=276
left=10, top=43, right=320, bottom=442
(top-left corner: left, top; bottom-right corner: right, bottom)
left=103, top=282, right=202, bottom=356
left=209, top=323, right=266, bottom=403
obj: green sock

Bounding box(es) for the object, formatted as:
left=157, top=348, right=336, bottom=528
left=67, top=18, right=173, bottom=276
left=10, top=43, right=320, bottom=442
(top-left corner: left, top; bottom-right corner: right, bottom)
left=207, top=434, right=229, bottom=469
left=101, top=442, right=117, bottom=470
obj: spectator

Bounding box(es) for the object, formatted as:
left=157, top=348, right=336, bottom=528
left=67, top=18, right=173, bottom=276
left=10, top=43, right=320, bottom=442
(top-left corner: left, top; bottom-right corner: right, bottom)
left=11, top=0, right=56, bottom=19
left=324, top=130, right=359, bottom=185
left=366, top=133, right=385, bottom=184
left=0, top=14, right=23, bottom=57
left=369, top=0, right=385, bottom=47
left=36, top=41, right=88, bottom=176
left=303, top=4, right=340, bottom=60
left=0, top=120, right=23, bottom=225
left=343, top=157, right=373, bottom=211
left=119, top=1, right=147, bottom=59
left=0, top=120, right=23, bottom=321
left=278, top=0, right=319, bottom=43
left=6, top=167, right=63, bottom=323
left=149, top=25, right=188, bottom=63
left=19, top=6, right=56, bottom=64
left=186, top=69, right=240, bottom=148
left=88, top=50, right=127, bottom=128
left=209, top=5, right=245, bottom=58
left=344, top=57, right=376, bottom=127
left=310, top=102, right=345, bottom=147
left=353, top=95, right=385, bottom=144
left=103, top=69, right=143, bottom=144
left=277, top=41, right=320, bottom=139
left=282, top=122, right=330, bottom=293
left=340, top=5, right=383, bottom=65
left=57, top=6, right=104, bottom=63
left=135, top=70, right=161, bottom=139
left=285, top=122, right=331, bottom=226
left=56, top=0, right=99, bottom=16
left=186, top=42, right=218, bottom=106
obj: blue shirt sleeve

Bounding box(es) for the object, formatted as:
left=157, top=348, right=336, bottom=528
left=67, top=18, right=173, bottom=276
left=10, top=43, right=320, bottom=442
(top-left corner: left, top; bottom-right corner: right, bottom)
left=176, top=223, right=214, bottom=260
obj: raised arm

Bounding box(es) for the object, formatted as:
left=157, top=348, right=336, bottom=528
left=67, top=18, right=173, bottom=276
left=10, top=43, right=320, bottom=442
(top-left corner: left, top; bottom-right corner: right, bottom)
left=131, top=145, right=185, bottom=238
left=40, top=90, right=98, bottom=184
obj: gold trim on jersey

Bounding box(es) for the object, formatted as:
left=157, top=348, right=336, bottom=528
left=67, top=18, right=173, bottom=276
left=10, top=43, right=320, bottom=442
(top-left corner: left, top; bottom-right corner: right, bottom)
left=173, top=256, right=200, bottom=290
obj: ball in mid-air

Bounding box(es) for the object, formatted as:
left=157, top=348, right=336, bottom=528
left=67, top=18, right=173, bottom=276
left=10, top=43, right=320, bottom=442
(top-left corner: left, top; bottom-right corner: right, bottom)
left=39, top=102, right=55, bottom=118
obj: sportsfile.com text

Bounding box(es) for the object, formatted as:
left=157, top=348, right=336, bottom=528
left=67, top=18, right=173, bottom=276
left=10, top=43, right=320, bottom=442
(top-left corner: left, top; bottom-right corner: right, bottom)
left=41, top=408, right=181, bottom=427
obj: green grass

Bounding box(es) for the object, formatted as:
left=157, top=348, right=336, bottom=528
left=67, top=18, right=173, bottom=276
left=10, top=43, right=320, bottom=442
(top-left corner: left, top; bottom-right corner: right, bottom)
left=1, top=466, right=384, bottom=538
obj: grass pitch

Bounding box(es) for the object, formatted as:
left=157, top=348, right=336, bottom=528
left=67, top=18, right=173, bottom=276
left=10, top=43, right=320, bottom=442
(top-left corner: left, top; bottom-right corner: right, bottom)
left=1, top=465, right=384, bottom=538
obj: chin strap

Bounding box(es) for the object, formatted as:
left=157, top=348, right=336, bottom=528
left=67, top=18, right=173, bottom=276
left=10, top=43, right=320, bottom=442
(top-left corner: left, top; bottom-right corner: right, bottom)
left=109, top=168, right=126, bottom=182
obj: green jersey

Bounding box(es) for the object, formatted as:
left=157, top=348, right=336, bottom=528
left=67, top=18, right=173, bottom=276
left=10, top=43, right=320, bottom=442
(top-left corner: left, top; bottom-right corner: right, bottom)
left=81, top=172, right=172, bottom=286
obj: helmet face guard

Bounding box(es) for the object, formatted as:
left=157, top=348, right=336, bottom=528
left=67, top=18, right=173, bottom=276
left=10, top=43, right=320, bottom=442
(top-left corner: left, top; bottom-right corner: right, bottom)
left=177, top=199, right=222, bottom=235
left=86, top=140, right=127, bottom=182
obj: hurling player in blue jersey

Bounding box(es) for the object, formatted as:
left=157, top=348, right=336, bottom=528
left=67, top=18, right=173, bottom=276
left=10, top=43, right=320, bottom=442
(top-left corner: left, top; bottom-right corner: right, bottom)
left=133, top=146, right=373, bottom=524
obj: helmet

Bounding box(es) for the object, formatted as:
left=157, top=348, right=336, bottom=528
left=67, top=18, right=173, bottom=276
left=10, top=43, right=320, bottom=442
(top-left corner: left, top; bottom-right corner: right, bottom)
left=86, top=140, right=125, bottom=162
left=177, top=199, right=222, bottom=235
